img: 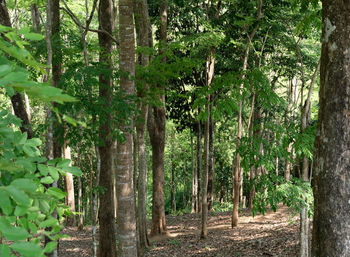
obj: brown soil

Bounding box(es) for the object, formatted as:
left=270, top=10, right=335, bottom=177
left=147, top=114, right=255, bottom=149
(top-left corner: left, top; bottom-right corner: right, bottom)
left=59, top=206, right=300, bottom=257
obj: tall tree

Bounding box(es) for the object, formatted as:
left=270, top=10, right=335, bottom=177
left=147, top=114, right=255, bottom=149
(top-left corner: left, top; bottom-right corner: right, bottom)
left=97, top=0, right=117, bottom=255
left=117, top=0, right=138, bottom=256
left=135, top=0, right=151, bottom=250
left=312, top=1, right=350, bottom=256
left=148, top=0, right=168, bottom=236
left=232, top=0, right=262, bottom=228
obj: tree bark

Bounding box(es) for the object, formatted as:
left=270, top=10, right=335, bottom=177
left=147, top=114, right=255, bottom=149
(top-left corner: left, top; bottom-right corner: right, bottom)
left=117, top=1, right=138, bottom=256
left=207, top=105, right=214, bottom=211
left=196, top=119, right=202, bottom=213
left=97, top=0, right=117, bottom=256
left=191, top=133, right=197, bottom=213
left=63, top=144, right=76, bottom=226
left=312, top=2, right=350, bottom=256
left=148, top=0, right=168, bottom=237
left=134, top=0, right=151, bottom=250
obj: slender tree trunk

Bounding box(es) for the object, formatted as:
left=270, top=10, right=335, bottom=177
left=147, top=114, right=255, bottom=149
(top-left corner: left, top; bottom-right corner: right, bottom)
left=97, top=0, right=116, bottom=256
left=116, top=1, right=138, bottom=256
left=31, top=3, right=41, bottom=32
left=201, top=99, right=210, bottom=239
left=148, top=0, right=168, bottom=237
left=134, top=0, right=151, bottom=251
left=312, top=2, right=350, bottom=255
left=232, top=0, right=262, bottom=227
left=171, top=151, right=176, bottom=214
left=299, top=60, right=320, bottom=257
left=191, top=133, right=197, bottom=213
left=63, top=144, right=76, bottom=226
left=207, top=109, right=214, bottom=211
left=91, top=150, right=100, bottom=257
left=196, top=119, right=202, bottom=213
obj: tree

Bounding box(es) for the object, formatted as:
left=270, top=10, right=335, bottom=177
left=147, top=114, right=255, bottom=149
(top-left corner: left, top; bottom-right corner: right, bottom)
left=312, top=1, right=350, bottom=256
left=97, top=0, right=117, bottom=255
left=148, top=0, right=168, bottom=236
left=116, top=0, right=138, bottom=255
left=135, top=0, right=152, bottom=250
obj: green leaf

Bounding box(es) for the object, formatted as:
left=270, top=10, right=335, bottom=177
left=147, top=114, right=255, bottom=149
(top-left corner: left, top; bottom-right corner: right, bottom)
left=10, top=242, right=43, bottom=257
left=39, top=200, right=50, bottom=214
left=38, top=164, right=49, bottom=176
left=0, top=217, right=29, bottom=241
left=14, top=205, right=28, bottom=216
left=65, top=166, right=82, bottom=176
left=39, top=218, right=58, bottom=228
left=48, top=166, right=59, bottom=181
left=40, top=176, right=54, bottom=184
left=0, top=189, right=13, bottom=215
left=57, top=159, right=71, bottom=168
left=47, top=187, right=66, bottom=200
left=0, top=244, right=11, bottom=257
left=5, top=185, right=31, bottom=206
left=11, top=178, right=37, bottom=193
left=44, top=241, right=57, bottom=253
left=26, top=138, right=41, bottom=147
left=22, top=33, right=44, bottom=41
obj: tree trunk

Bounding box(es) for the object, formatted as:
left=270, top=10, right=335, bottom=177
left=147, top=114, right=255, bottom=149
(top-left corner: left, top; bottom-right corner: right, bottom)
left=232, top=0, right=262, bottom=228
left=134, top=0, right=151, bottom=251
left=300, top=60, right=319, bottom=257
left=312, top=2, right=350, bottom=256
left=31, top=3, right=41, bottom=32
left=191, top=133, right=197, bottom=213
left=171, top=154, right=176, bottom=214
left=148, top=0, right=168, bottom=237
left=196, top=119, right=202, bottom=213
left=207, top=98, right=214, bottom=211
left=63, top=144, right=76, bottom=226
left=97, top=0, right=116, bottom=256
left=116, top=1, right=138, bottom=256
left=201, top=99, right=210, bottom=239
left=91, top=150, right=100, bottom=257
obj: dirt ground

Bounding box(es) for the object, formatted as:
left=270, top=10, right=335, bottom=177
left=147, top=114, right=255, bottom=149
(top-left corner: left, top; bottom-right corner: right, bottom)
left=59, top=206, right=300, bottom=257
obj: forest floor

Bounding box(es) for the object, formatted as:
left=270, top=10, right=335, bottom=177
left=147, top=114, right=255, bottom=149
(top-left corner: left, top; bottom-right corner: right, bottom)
left=59, top=205, right=301, bottom=257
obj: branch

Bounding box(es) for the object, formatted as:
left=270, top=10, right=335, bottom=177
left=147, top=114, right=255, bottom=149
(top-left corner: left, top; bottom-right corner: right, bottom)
left=60, top=1, right=119, bottom=45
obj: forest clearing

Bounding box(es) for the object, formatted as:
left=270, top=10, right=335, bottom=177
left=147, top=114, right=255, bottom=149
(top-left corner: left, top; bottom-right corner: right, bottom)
left=0, top=0, right=349, bottom=256
left=60, top=206, right=300, bottom=257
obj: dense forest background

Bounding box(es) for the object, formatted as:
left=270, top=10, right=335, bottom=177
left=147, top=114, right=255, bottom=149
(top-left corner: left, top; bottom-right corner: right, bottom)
left=1, top=0, right=347, bottom=256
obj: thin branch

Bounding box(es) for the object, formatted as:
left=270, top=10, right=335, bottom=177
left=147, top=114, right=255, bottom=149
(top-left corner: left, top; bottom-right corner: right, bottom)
left=60, top=0, right=119, bottom=45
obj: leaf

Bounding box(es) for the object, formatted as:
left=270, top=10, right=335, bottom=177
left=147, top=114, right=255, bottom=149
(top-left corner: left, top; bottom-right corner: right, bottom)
left=44, top=241, right=57, bottom=253
left=39, top=200, right=50, bottom=214
left=0, top=217, right=29, bottom=241
left=10, top=242, right=43, bottom=257
left=39, top=218, right=58, bottom=228
left=26, top=138, right=41, bottom=147
left=5, top=185, right=31, bottom=206
left=0, top=244, right=11, bottom=257
left=57, top=159, right=71, bottom=168
left=14, top=205, right=28, bottom=216
left=0, top=189, right=13, bottom=215
left=48, top=166, right=59, bottom=181
left=11, top=178, right=37, bottom=193
left=22, top=33, right=44, bottom=41
left=40, top=176, right=54, bottom=184
left=38, top=164, right=49, bottom=176
left=65, top=166, right=82, bottom=176
left=47, top=187, right=66, bottom=200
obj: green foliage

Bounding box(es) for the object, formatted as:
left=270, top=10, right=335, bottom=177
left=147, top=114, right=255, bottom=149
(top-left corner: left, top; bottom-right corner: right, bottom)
left=0, top=27, right=81, bottom=256
left=252, top=174, right=313, bottom=217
